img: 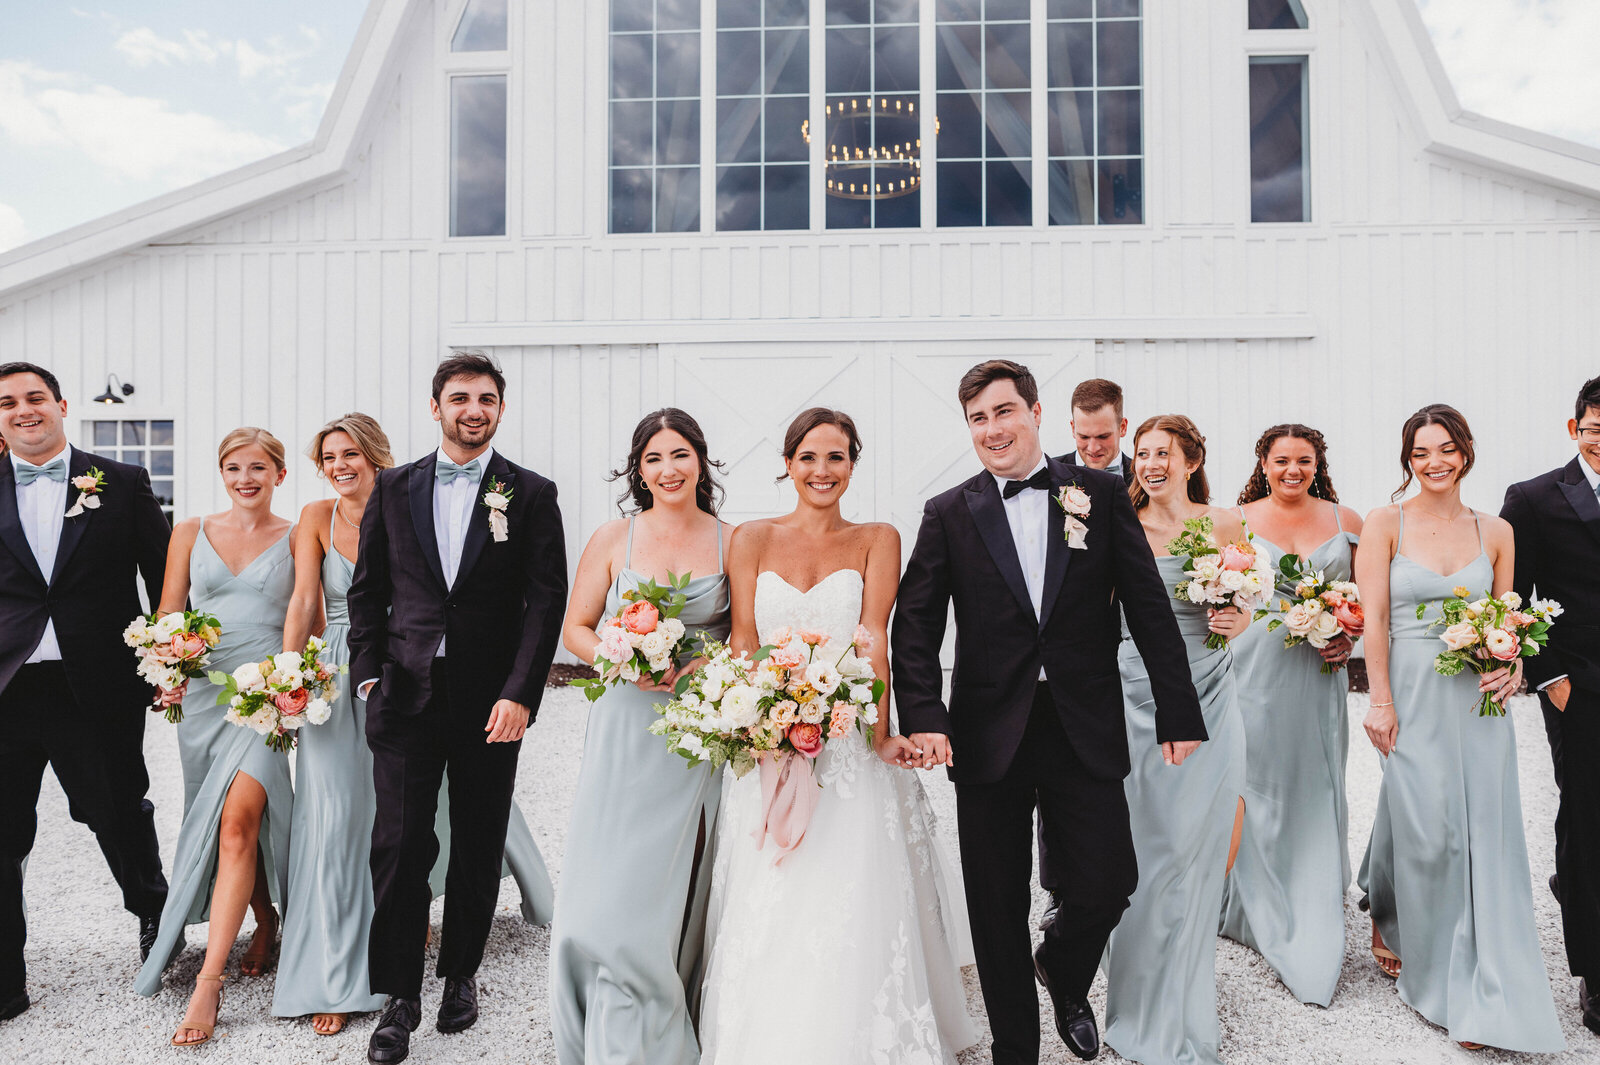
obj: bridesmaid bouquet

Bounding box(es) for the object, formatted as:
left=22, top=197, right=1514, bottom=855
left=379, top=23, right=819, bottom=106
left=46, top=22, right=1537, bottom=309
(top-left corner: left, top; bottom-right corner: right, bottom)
left=208, top=637, right=345, bottom=751
left=570, top=573, right=693, bottom=701
left=1166, top=517, right=1275, bottom=649
left=1254, top=558, right=1365, bottom=674
left=124, top=609, right=223, bottom=723
left=1419, top=589, right=1562, bottom=716
left=651, top=628, right=884, bottom=862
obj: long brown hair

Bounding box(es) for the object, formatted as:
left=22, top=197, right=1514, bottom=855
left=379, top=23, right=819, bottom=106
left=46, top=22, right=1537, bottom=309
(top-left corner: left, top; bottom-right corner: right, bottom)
left=1238, top=423, right=1339, bottom=504
left=609, top=408, right=724, bottom=515
left=1129, top=415, right=1209, bottom=510
left=1393, top=404, right=1475, bottom=501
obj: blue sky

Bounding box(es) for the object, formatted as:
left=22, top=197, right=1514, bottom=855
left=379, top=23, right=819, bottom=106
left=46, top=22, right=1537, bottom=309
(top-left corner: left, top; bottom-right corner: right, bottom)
left=1, top=1, right=1597, bottom=253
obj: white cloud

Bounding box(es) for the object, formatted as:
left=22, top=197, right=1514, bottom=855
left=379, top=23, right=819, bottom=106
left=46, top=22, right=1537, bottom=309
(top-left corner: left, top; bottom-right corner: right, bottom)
left=113, top=27, right=226, bottom=68
left=1417, top=0, right=1600, bottom=148
left=0, top=203, right=28, bottom=254
left=235, top=27, right=323, bottom=81
left=0, top=60, right=285, bottom=185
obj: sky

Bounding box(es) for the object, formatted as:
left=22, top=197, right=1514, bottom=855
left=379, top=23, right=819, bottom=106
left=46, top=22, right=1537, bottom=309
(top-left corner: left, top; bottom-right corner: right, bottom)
left=1, top=1, right=1598, bottom=254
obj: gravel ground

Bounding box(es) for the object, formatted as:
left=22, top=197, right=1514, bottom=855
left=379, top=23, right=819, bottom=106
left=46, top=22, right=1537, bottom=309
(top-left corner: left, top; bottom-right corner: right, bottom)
left=2, top=688, right=1593, bottom=1064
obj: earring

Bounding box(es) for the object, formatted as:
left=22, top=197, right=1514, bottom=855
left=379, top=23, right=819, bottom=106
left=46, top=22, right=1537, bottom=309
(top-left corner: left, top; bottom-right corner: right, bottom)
left=640, top=478, right=649, bottom=491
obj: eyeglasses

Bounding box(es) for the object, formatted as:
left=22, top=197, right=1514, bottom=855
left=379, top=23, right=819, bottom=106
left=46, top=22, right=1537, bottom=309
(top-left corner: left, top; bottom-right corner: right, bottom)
left=1578, top=426, right=1600, bottom=440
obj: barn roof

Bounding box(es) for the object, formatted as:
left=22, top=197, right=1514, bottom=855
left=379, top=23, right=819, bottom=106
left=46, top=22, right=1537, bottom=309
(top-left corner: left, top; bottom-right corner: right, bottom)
left=1, top=0, right=1597, bottom=298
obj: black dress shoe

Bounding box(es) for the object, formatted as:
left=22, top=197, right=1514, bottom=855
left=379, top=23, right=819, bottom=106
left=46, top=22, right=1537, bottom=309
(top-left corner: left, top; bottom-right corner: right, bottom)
left=436, top=977, right=478, bottom=1033
left=1581, top=978, right=1599, bottom=1036
left=139, top=914, right=161, bottom=962
left=1038, top=891, right=1063, bottom=932
left=1033, top=945, right=1099, bottom=1060
left=0, top=991, right=28, bottom=1022
left=368, top=996, right=421, bottom=1064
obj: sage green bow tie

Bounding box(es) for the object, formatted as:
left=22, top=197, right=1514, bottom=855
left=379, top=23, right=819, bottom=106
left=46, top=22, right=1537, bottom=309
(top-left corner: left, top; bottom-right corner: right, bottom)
left=435, top=457, right=482, bottom=484
left=15, top=456, right=67, bottom=486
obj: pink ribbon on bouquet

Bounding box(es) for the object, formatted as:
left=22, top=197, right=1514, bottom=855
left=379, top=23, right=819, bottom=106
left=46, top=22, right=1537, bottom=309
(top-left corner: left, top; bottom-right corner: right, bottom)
left=751, top=750, right=818, bottom=864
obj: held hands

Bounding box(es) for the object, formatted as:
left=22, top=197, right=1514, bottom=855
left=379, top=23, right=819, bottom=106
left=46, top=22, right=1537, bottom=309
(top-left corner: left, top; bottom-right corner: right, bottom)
left=1478, top=658, right=1524, bottom=706
left=485, top=699, right=530, bottom=743
left=906, top=732, right=953, bottom=771
left=1204, top=605, right=1249, bottom=642
left=1162, top=740, right=1201, bottom=767
left=1319, top=633, right=1354, bottom=667
left=153, top=681, right=188, bottom=710
left=1364, top=698, right=1399, bottom=756
left=874, top=734, right=920, bottom=768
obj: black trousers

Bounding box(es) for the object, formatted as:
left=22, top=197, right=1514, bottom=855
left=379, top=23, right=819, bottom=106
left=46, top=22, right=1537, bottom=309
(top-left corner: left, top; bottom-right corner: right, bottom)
left=955, top=683, right=1137, bottom=1065
left=1542, top=683, right=1600, bottom=983
left=366, top=661, right=521, bottom=998
left=0, top=662, right=167, bottom=999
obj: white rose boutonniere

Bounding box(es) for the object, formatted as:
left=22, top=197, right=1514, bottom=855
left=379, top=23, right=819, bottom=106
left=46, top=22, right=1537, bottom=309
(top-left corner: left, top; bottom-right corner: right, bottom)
left=1055, top=483, right=1091, bottom=550
left=65, top=467, right=107, bottom=518
left=482, top=476, right=513, bottom=542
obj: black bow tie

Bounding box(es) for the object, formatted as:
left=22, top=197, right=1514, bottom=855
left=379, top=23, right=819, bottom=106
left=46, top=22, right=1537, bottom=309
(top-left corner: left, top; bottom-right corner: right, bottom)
left=1002, top=468, right=1052, bottom=499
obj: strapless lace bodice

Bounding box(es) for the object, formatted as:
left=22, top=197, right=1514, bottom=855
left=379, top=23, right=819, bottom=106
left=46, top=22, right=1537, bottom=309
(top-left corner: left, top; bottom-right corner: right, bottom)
left=754, top=568, right=864, bottom=651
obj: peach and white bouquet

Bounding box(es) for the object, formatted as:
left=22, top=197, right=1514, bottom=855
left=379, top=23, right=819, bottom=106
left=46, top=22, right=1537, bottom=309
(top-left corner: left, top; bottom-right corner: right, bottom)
left=207, top=637, right=346, bottom=751
left=1166, top=516, right=1275, bottom=649
left=1419, top=588, right=1561, bottom=716
left=1254, top=556, right=1364, bottom=674
left=570, top=572, right=694, bottom=701
left=124, top=609, right=223, bottom=722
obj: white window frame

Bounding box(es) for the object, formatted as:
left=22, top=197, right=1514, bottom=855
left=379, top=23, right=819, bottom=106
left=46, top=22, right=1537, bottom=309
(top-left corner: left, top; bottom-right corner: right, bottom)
left=442, top=0, right=518, bottom=241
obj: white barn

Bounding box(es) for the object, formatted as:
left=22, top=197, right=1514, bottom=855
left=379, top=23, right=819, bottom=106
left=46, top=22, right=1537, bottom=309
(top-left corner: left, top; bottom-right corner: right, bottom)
left=1, top=0, right=1596, bottom=557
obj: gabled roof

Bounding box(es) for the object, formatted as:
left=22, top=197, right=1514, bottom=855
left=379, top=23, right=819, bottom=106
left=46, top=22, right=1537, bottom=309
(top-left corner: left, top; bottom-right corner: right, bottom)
left=2, top=0, right=1598, bottom=300
left=0, top=0, right=420, bottom=295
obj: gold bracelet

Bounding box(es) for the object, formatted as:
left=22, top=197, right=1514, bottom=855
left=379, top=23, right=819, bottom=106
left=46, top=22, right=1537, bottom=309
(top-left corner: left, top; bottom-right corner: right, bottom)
left=1370, top=700, right=1394, bottom=708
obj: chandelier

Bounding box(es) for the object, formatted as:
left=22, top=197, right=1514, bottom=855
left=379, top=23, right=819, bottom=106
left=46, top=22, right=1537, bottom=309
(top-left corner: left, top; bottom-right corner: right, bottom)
left=802, top=97, right=937, bottom=200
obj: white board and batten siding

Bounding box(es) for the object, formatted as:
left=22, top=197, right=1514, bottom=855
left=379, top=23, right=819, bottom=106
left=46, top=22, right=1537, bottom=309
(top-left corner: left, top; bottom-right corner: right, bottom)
left=1, top=0, right=1598, bottom=593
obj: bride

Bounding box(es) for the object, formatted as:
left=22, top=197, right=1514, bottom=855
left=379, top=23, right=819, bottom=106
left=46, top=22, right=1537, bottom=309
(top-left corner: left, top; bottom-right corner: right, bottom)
left=698, top=408, right=976, bottom=1064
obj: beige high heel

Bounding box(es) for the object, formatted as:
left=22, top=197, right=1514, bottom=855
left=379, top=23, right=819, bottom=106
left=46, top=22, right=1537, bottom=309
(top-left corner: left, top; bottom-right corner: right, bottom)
left=171, top=973, right=225, bottom=1047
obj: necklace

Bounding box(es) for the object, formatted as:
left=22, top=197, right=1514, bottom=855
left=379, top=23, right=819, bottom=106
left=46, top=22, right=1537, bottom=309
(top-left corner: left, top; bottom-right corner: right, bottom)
left=1410, top=502, right=1466, bottom=523
left=337, top=504, right=362, bottom=531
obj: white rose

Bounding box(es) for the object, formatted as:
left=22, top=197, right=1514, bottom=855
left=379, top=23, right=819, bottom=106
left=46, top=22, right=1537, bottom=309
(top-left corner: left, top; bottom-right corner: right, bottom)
left=1307, top=610, right=1342, bottom=649
left=648, top=654, right=673, bottom=674
left=861, top=704, right=880, bottom=726
left=273, top=651, right=304, bottom=675
left=249, top=712, right=276, bottom=736
left=232, top=660, right=265, bottom=691
left=619, top=660, right=641, bottom=683
left=1330, top=581, right=1359, bottom=599
left=799, top=698, right=827, bottom=724
left=719, top=684, right=762, bottom=729
left=1500, top=591, right=1523, bottom=610
left=123, top=618, right=152, bottom=647
left=1219, top=569, right=1247, bottom=593
left=849, top=683, right=873, bottom=705
left=151, top=612, right=185, bottom=640
left=1192, top=557, right=1222, bottom=583
left=804, top=661, right=842, bottom=695
left=1184, top=579, right=1207, bottom=604
left=306, top=698, right=332, bottom=725
left=1283, top=600, right=1322, bottom=638
left=771, top=699, right=801, bottom=726
left=700, top=677, right=725, bottom=703
left=677, top=734, right=707, bottom=760
left=626, top=629, right=646, bottom=649
left=280, top=713, right=306, bottom=731
left=483, top=491, right=509, bottom=510
left=680, top=692, right=702, bottom=710
left=270, top=669, right=305, bottom=691
left=640, top=630, right=671, bottom=659
left=1062, top=486, right=1092, bottom=514
left=834, top=652, right=871, bottom=681
left=659, top=617, right=686, bottom=642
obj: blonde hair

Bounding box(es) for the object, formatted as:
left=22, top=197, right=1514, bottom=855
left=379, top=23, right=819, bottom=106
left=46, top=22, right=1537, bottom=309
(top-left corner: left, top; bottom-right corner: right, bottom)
left=217, top=427, right=286, bottom=471
left=307, top=412, right=394, bottom=475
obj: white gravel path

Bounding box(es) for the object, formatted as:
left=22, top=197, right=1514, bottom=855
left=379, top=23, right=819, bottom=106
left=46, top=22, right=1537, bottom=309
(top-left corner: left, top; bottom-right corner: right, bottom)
left=2, top=688, right=1592, bottom=1064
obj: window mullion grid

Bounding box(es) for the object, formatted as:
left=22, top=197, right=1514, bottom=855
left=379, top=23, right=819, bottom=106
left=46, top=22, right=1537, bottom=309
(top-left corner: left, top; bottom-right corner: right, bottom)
left=1030, top=0, right=1048, bottom=229
left=699, top=0, right=714, bottom=234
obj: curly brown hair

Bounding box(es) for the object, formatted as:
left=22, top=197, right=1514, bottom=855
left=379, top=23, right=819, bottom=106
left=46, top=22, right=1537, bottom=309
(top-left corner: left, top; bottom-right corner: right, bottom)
left=1129, top=415, right=1209, bottom=510
left=1237, top=424, right=1339, bottom=505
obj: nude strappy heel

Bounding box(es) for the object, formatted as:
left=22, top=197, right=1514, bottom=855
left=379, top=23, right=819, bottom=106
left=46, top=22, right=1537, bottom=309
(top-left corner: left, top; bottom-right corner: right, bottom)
left=171, top=973, right=225, bottom=1047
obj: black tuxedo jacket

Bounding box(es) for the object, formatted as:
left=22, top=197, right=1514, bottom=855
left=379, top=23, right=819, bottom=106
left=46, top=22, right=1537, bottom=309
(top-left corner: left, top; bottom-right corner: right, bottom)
left=0, top=447, right=169, bottom=708
left=1501, top=457, right=1600, bottom=693
left=347, top=450, right=568, bottom=719
left=893, top=457, right=1204, bottom=785
left=1060, top=451, right=1135, bottom=482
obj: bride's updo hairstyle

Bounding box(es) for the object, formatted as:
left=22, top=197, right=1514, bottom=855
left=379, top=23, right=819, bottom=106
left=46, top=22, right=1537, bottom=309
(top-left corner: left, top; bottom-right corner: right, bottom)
left=1237, top=423, right=1339, bottom=505
left=1392, top=403, right=1475, bottom=501
left=1128, top=414, right=1209, bottom=510
left=610, top=407, right=725, bottom=515
left=217, top=427, right=286, bottom=472
left=777, top=407, right=862, bottom=483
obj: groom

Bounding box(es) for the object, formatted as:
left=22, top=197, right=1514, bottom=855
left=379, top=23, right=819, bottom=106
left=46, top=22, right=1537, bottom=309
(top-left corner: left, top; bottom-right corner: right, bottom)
left=893, top=360, right=1204, bottom=1064
left=0, top=361, right=171, bottom=1022
left=348, top=351, right=567, bottom=1064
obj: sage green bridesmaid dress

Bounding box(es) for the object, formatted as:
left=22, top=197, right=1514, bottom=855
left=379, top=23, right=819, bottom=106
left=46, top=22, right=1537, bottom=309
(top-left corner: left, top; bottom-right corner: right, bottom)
left=1357, top=510, right=1563, bottom=1051
left=1104, top=554, right=1246, bottom=1065
left=135, top=520, right=295, bottom=995
left=1218, top=511, right=1356, bottom=1006
left=549, top=518, right=730, bottom=1065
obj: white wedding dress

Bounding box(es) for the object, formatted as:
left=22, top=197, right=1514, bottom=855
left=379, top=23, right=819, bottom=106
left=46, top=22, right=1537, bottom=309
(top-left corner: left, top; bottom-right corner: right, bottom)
left=699, top=569, right=977, bottom=1065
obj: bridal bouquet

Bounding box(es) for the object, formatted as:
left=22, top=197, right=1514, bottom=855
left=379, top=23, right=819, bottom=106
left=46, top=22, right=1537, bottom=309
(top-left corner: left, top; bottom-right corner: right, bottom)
left=1419, top=589, right=1561, bottom=716
left=1254, top=557, right=1365, bottom=674
left=124, top=610, right=223, bottom=722
left=1166, top=517, right=1275, bottom=649
left=208, top=637, right=345, bottom=751
left=651, top=626, right=883, bottom=862
left=570, top=572, right=693, bottom=701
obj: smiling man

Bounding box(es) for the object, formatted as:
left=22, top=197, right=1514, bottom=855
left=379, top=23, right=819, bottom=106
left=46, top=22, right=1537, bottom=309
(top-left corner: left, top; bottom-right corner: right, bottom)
left=1062, top=379, right=1134, bottom=481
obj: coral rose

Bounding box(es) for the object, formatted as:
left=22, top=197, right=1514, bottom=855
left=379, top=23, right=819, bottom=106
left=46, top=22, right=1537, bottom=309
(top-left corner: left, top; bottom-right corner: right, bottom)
left=1329, top=600, right=1364, bottom=637
left=797, top=628, right=827, bottom=646
left=170, top=631, right=208, bottom=661
left=621, top=600, right=660, bottom=634
left=788, top=721, right=824, bottom=757
left=274, top=688, right=310, bottom=715
left=770, top=647, right=806, bottom=671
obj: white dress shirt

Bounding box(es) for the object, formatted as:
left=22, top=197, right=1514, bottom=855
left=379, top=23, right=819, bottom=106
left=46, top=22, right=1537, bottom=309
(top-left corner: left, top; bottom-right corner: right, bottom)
left=13, top=445, right=69, bottom=663
left=996, top=457, right=1052, bottom=681
left=433, top=445, right=492, bottom=656
left=1540, top=455, right=1600, bottom=692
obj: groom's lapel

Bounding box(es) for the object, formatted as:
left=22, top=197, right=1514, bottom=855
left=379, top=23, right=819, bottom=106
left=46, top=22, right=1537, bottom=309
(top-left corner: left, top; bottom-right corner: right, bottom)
left=50, top=447, right=93, bottom=584
left=1557, top=458, right=1600, bottom=551
left=1038, top=458, right=1074, bottom=630
left=0, top=460, right=46, bottom=587
left=453, top=452, right=506, bottom=591
left=408, top=455, right=449, bottom=593
left=964, top=474, right=1035, bottom=623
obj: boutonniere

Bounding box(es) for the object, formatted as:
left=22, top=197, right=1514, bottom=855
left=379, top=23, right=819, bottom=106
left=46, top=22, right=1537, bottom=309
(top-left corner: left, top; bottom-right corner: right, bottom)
left=482, top=477, right=513, bottom=542
left=1055, top=483, right=1091, bottom=550
left=65, top=467, right=107, bottom=518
